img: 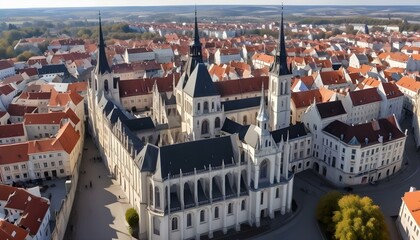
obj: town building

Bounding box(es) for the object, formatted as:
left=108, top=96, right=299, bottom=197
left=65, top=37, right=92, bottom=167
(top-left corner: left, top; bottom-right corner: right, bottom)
left=397, top=187, right=420, bottom=240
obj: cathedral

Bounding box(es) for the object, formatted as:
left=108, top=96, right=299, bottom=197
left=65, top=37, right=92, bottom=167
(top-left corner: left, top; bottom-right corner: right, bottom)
left=87, top=9, right=311, bottom=240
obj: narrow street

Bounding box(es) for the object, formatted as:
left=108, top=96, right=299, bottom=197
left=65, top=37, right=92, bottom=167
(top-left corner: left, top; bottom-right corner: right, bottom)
left=64, top=137, right=133, bottom=240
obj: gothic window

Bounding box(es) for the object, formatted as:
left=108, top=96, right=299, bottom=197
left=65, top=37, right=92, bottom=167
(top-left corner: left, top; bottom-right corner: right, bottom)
left=104, top=79, right=109, bottom=92
left=240, top=150, right=245, bottom=163
left=276, top=188, right=280, bottom=198
left=214, top=206, right=219, bottom=219
left=149, top=184, right=153, bottom=206
left=197, top=103, right=201, bottom=112
left=243, top=115, right=247, bottom=125
left=153, top=216, right=160, bottom=235
left=171, top=217, right=178, bottom=231
left=200, top=210, right=206, bottom=223
left=154, top=186, right=161, bottom=208
left=228, top=203, right=233, bottom=214
left=260, top=160, right=268, bottom=180
left=201, top=120, right=209, bottom=135
left=187, top=213, right=192, bottom=227
left=241, top=200, right=246, bottom=210
left=211, top=102, right=215, bottom=110
left=204, top=101, right=209, bottom=113
left=215, top=117, right=221, bottom=128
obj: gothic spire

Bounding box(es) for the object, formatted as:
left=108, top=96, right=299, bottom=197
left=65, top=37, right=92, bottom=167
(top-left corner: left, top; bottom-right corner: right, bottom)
left=271, top=4, right=290, bottom=76
left=96, top=11, right=111, bottom=75
left=183, top=6, right=203, bottom=80
left=256, top=83, right=269, bottom=124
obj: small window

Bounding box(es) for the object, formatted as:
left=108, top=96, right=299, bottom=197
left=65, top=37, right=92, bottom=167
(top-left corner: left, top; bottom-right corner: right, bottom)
left=60, top=169, right=64, bottom=174
left=275, top=188, right=280, bottom=198
left=214, top=207, right=219, bottom=219
left=187, top=213, right=192, bottom=227
left=228, top=203, right=233, bottom=215
left=241, top=200, right=246, bottom=211
left=200, top=210, right=205, bottom=223
left=171, top=217, right=178, bottom=231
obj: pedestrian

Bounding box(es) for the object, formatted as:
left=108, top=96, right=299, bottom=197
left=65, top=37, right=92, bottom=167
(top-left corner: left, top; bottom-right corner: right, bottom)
left=90, top=181, right=92, bottom=188
left=85, top=185, right=87, bottom=189
left=98, top=175, right=101, bottom=178
left=118, top=195, right=121, bottom=199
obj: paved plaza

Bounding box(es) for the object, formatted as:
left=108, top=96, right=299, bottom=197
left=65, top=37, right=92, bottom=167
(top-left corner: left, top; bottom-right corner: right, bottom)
left=65, top=137, right=133, bottom=240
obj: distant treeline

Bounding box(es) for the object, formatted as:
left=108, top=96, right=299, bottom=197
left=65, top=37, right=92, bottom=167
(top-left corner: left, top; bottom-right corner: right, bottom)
left=294, top=17, right=420, bottom=32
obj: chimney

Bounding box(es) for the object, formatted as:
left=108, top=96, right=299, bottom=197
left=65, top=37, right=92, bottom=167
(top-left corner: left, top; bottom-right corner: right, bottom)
left=365, top=138, right=368, bottom=145
left=389, top=132, right=392, bottom=140
left=340, top=134, right=344, bottom=141
left=410, top=186, right=417, bottom=192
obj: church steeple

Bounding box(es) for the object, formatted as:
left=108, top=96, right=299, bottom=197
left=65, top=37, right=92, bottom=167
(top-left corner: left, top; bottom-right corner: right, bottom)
left=183, top=6, right=203, bottom=80
left=257, top=83, right=269, bottom=130
left=271, top=4, right=290, bottom=76
left=96, top=12, right=111, bottom=75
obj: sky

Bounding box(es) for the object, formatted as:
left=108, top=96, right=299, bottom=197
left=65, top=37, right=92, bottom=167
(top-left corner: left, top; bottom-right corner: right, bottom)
left=0, top=0, right=419, bottom=9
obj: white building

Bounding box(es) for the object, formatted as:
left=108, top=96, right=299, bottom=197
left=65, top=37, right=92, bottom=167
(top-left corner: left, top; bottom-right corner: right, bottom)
left=88, top=13, right=295, bottom=240
left=342, top=88, right=382, bottom=125
left=398, top=187, right=420, bottom=240
left=125, top=48, right=155, bottom=63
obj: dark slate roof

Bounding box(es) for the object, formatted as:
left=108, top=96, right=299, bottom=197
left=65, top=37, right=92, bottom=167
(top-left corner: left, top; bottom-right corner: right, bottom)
left=160, top=92, right=176, bottom=105
left=271, top=123, right=308, bottom=143
left=221, top=117, right=250, bottom=140
left=159, top=136, right=234, bottom=177
left=323, top=115, right=405, bottom=147
left=139, top=144, right=159, bottom=172
left=38, top=64, right=68, bottom=75
left=183, top=63, right=219, bottom=98
left=222, top=97, right=260, bottom=112
left=124, top=117, right=155, bottom=132
left=316, top=100, right=346, bottom=119
left=106, top=107, right=129, bottom=125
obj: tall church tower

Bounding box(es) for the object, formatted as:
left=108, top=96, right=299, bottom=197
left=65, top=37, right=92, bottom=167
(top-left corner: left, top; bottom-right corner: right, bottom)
left=175, top=8, right=223, bottom=141
left=269, top=6, right=292, bottom=130
left=91, top=12, right=120, bottom=104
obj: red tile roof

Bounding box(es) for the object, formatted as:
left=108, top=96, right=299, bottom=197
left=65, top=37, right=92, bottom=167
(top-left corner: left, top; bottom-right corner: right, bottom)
left=0, top=60, right=14, bottom=70
left=0, top=142, right=28, bottom=165
left=382, top=82, right=404, bottom=99
left=324, top=115, right=405, bottom=147
left=119, top=73, right=180, bottom=97
left=214, top=76, right=268, bottom=97
left=7, top=104, right=37, bottom=117
left=319, top=70, right=347, bottom=85
left=24, top=112, right=66, bottom=125
left=0, top=123, right=25, bottom=139
left=0, top=219, right=29, bottom=240
left=291, top=88, right=335, bottom=109
left=349, top=88, right=382, bottom=106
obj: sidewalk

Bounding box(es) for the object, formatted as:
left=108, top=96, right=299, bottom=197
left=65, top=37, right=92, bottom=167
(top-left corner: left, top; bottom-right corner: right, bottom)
left=64, top=137, right=133, bottom=240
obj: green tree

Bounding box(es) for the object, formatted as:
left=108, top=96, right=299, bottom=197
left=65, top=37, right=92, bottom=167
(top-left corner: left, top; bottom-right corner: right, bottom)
left=125, top=208, right=139, bottom=228
left=16, top=51, right=35, bottom=61
left=332, top=195, right=389, bottom=240
left=316, top=191, right=343, bottom=235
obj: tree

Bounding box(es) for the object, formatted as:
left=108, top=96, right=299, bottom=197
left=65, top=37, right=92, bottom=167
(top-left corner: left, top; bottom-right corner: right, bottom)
left=332, top=195, right=389, bottom=240
left=16, top=51, right=35, bottom=61
left=125, top=208, right=139, bottom=228
left=316, top=191, right=343, bottom=235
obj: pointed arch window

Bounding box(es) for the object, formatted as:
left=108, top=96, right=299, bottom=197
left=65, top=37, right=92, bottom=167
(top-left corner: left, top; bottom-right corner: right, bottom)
left=104, top=79, right=109, bottom=92
left=201, top=120, right=209, bottom=135
left=203, top=101, right=209, bottom=113
left=154, top=186, right=161, bottom=208
left=215, top=117, right=221, bottom=128
left=260, top=160, right=268, bottom=180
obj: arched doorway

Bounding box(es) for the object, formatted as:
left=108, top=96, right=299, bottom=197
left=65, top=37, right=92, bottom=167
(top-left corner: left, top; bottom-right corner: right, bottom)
left=201, top=120, right=209, bottom=135
left=322, top=166, right=327, bottom=177
left=313, top=162, right=320, bottom=173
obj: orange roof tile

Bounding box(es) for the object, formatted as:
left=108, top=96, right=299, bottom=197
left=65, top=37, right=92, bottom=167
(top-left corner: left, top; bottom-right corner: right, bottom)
left=402, top=190, right=420, bottom=227
left=291, top=88, right=335, bottom=109
left=24, top=112, right=66, bottom=125
left=320, top=70, right=347, bottom=85
left=396, top=76, right=420, bottom=93
left=214, top=76, right=268, bottom=97
left=7, top=104, right=37, bottom=117
left=53, top=122, right=80, bottom=154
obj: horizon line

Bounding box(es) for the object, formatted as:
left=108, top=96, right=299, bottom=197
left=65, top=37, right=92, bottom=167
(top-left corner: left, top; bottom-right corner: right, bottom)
left=1, top=4, right=419, bottom=10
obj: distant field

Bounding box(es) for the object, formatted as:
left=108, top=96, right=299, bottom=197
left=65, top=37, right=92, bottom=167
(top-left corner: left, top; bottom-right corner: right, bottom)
left=0, top=5, right=419, bottom=23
